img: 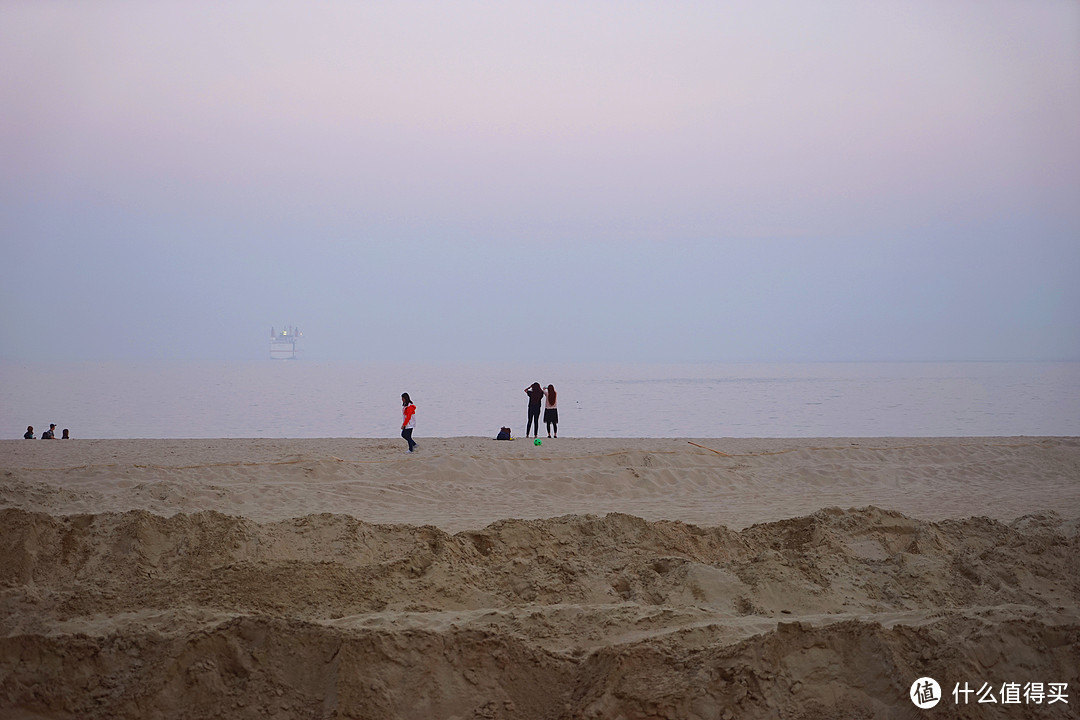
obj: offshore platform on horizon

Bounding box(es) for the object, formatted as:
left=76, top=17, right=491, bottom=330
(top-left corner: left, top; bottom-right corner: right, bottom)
left=270, top=325, right=302, bottom=360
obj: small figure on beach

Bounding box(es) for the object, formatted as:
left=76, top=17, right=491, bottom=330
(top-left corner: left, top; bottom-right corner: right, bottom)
left=62, top=429, right=70, bottom=439
left=401, top=393, right=417, bottom=453
left=544, top=384, right=558, bottom=438
left=41, top=424, right=58, bottom=440
left=525, top=382, right=544, bottom=438
left=24, top=426, right=34, bottom=439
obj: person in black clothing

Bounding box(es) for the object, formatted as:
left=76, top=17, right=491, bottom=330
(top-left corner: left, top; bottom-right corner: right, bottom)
left=525, top=382, right=544, bottom=438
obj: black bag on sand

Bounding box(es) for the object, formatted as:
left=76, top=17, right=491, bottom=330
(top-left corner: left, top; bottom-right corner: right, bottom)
left=496, top=427, right=512, bottom=440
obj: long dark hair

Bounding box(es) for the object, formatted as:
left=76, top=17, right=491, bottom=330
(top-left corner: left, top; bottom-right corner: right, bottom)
left=546, top=385, right=556, bottom=404
left=530, top=382, right=542, bottom=394
left=401, top=392, right=412, bottom=406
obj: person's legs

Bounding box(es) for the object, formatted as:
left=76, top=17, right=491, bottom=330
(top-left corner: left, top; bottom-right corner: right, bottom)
left=527, top=409, right=539, bottom=437
left=402, top=428, right=416, bottom=451
left=545, top=409, right=558, bottom=438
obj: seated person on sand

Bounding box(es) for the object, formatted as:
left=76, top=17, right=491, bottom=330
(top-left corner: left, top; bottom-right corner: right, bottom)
left=24, top=426, right=34, bottom=439
left=41, top=423, right=58, bottom=439
left=62, top=429, right=70, bottom=439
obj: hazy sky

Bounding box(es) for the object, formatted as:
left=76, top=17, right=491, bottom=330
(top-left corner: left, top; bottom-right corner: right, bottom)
left=2, top=1, right=1078, bottom=363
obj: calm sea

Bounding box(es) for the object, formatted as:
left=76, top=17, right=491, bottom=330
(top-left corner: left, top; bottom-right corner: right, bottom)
left=2, top=362, right=1078, bottom=439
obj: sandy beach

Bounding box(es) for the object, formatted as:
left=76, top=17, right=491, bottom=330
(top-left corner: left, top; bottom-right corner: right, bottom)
left=2, top=436, right=1078, bottom=718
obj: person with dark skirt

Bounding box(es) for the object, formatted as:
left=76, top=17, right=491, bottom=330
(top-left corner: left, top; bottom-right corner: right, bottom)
left=544, top=384, right=559, bottom=438
left=525, top=382, right=544, bottom=438
left=401, top=393, right=417, bottom=453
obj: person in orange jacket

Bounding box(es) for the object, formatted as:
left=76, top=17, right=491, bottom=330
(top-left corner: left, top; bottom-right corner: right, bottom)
left=401, top=393, right=417, bottom=453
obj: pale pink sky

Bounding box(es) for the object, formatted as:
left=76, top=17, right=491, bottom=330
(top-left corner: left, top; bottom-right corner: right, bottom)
left=2, top=1, right=1078, bottom=362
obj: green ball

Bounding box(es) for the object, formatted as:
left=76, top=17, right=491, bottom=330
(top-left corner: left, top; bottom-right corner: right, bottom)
left=534, top=438, right=542, bottom=446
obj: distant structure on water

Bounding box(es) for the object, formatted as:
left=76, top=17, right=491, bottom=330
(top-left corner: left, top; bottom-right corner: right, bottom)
left=270, top=325, right=302, bottom=359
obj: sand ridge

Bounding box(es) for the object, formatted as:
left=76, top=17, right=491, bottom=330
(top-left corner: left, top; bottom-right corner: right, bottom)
left=1, top=437, right=1078, bottom=718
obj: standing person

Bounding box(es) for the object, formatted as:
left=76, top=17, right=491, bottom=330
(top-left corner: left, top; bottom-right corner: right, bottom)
left=544, top=384, right=559, bottom=438
left=401, top=393, right=417, bottom=453
left=525, top=382, right=544, bottom=438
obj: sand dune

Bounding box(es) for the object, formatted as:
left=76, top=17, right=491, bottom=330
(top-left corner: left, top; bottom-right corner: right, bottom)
left=1, top=437, right=1078, bottom=718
